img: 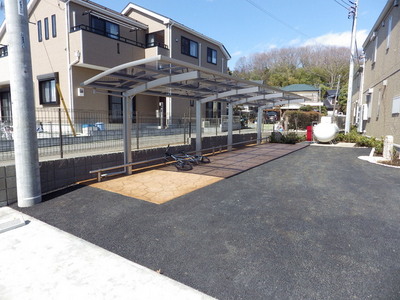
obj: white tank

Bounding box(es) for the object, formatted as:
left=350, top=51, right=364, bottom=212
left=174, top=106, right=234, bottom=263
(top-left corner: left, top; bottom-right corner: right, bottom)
left=313, top=123, right=339, bottom=143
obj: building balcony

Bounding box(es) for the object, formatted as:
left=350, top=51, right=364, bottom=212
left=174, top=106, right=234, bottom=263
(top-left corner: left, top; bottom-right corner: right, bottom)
left=69, top=25, right=147, bottom=69
left=145, top=44, right=170, bottom=58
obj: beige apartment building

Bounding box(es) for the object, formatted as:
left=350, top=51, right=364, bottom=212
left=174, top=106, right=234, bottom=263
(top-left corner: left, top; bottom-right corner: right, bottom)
left=0, top=0, right=230, bottom=128
left=352, top=0, right=400, bottom=144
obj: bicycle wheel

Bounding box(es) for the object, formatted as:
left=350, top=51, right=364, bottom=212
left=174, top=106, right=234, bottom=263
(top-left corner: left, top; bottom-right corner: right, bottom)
left=174, top=160, right=193, bottom=171
left=200, top=156, right=211, bottom=163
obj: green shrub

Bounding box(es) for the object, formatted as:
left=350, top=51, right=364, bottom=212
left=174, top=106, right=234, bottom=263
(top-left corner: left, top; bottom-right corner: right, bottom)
left=335, top=129, right=384, bottom=154
left=270, top=132, right=305, bottom=144
left=285, top=111, right=321, bottom=130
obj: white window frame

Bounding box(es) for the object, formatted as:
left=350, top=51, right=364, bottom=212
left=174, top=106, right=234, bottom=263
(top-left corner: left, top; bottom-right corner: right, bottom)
left=387, top=15, right=392, bottom=50
left=392, top=95, right=400, bottom=114
left=366, top=92, right=373, bottom=119
left=373, top=35, right=378, bottom=63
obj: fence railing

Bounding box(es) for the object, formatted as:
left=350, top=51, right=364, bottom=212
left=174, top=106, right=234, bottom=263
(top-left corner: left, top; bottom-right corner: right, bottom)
left=0, top=108, right=271, bottom=163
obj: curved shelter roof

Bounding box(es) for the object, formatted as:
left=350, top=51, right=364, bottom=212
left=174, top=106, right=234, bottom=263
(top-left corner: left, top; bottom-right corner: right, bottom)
left=81, top=55, right=307, bottom=107
left=81, top=55, right=308, bottom=174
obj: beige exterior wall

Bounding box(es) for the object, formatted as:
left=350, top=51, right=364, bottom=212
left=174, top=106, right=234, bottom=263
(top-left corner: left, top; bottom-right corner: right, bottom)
left=0, top=56, right=10, bottom=85
left=1, top=0, right=231, bottom=125
left=290, top=91, right=319, bottom=102
left=170, top=27, right=228, bottom=72
left=357, top=1, right=400, bottom=143
left=28, top=1, right=69, bottom=109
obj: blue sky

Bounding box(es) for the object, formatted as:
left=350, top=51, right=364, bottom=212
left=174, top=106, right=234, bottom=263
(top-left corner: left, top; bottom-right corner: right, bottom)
left=0, top=0, right=387, bottom=69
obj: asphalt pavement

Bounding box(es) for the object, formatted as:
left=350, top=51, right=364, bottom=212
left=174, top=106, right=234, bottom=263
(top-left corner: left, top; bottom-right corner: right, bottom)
left=13, top=146, right=400, bottom=299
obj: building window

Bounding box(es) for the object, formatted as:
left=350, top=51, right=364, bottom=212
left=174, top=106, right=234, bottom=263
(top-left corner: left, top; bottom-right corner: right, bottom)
left=386, top=15, right=392, bottom=50
left=373, top=35, right=378, bottom=63
left=181, top=36, right=198, bottom=58
left=51, top=14, right=57, bottom=38
left=207, top=47, right=217, bottom=64
left=37, top=20, right=42, bottom=42
left=44, top=17, right=49, bottom=40
left=0, top=90, right=12, bottom=122
left=146, top=31, right=165, bottom=48
left=90, top=15, right=119, bottom=40
left=38, top=73, right=59, bottom=104
left=392, top=95, right=400, bottom=114
left=366, top=92, right=373, bottom=119
left=108, top=93, right=136, bottom=123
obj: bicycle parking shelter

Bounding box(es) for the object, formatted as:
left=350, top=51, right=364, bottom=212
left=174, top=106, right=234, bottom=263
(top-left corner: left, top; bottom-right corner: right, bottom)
left=82, top=55, right=306, bottom=175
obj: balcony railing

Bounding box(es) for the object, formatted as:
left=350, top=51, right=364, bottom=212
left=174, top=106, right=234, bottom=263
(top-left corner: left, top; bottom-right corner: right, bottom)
left=71, top=25, right=146, bottom=48
left=146, top=41, right=169, bottom=49
left=0, top=46, right=8, bottom=58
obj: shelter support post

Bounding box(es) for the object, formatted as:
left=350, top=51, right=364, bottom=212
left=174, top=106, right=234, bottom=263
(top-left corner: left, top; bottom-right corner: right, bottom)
left=228, top=103, right=233, bottom=151
left=257, top=105, right=270, bottom=144
left=196, top=100, right=202, bottom=155
left=123, top=95, right=133, bottom=175
left=257, top=107, right=263, bottom=145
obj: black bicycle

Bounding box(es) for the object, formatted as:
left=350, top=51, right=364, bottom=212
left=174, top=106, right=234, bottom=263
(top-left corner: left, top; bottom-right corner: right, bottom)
left=178, top=150, right=211, bottom=164
left=165, top=145, right=193, bottom=171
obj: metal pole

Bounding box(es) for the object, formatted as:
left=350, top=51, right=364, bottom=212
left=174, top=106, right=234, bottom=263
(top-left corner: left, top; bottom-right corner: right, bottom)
left=228, top=103, right=233, bottom=151
left=136, top=112, right=139, bottom=150
left=5, top=0, right=41, bottom=207
left=345, top=0, right=359, bottom=133
left=257, top=106, right=264, bottom=144
left=58, top=108, right=63, bottom=158
left=332, top=75, right=341, bottom=124
left=123, top=95, right=132, bottom=174
left=195, top=100, right=202, bottom=155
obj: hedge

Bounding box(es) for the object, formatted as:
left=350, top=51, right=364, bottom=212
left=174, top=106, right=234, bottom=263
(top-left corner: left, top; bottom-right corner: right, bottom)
left=284, top=111, right=320, bottom=130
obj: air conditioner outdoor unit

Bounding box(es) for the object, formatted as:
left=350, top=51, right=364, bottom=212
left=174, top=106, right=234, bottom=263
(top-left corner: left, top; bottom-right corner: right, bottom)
left=394, top=0, right=399, bottom=7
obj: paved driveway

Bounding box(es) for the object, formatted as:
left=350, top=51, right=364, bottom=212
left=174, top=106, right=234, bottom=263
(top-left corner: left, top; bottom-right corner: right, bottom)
left=17, top=146, right=400, bottom=299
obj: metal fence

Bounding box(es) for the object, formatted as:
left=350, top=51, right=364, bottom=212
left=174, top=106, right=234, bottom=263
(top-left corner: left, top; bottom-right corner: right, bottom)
left=0, top=108, right=266, bottom=163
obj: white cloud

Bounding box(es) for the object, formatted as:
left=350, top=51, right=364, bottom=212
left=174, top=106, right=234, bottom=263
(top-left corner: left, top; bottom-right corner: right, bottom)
left=302, top=30, right=369, bottom=48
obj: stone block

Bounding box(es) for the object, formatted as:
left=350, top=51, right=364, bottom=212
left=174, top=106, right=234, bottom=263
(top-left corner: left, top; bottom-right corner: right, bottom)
left=0, top=190, right=7, bottom=202
left=6, top=177, right=16, bottom=189
left=5, top=165, right=15, bottom=177
left=0, top=167, right=5, bottom=179
left=0, top=178, right=6, bottom=190
left=6, top=188, right=17, bottom=204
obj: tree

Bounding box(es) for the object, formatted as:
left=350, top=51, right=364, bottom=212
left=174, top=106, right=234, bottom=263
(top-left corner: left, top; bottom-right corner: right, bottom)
left=233, top=45, right=350, bottom=90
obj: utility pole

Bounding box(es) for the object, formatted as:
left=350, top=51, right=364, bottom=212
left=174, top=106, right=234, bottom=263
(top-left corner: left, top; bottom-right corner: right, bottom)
left=345, top=0, right=359, bottom=133
left=4, top=0, right=41, bottom=207
left=332, top=75, right=341, bottom=124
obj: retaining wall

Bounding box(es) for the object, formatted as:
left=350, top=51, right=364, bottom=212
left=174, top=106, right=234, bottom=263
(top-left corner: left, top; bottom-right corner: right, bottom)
left=1, top=134, right=257, bottom=206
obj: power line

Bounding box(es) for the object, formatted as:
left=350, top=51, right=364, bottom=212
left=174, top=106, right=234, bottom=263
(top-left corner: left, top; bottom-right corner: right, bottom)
left=244, top=0, right=310, bottom=38
left=333, top=0, right=350, bottom=11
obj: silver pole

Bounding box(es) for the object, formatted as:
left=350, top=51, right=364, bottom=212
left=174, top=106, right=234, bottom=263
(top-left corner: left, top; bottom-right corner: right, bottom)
left=5, top=0, right=41, bottom=207
left=257, top=106, right=265, bottom=144
left=227, top=103, right=233, bottom=151
left=123, top=95, right=132, bottom=174
left=345, top=0, right=359, bottom=133
left=195, top=100, right=202, bottom=155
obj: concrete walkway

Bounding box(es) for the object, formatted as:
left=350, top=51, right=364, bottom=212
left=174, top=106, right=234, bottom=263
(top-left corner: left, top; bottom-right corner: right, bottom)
left=87, top=143, right=308, bottom=204
left=0, top=206, right=214, bottom=300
